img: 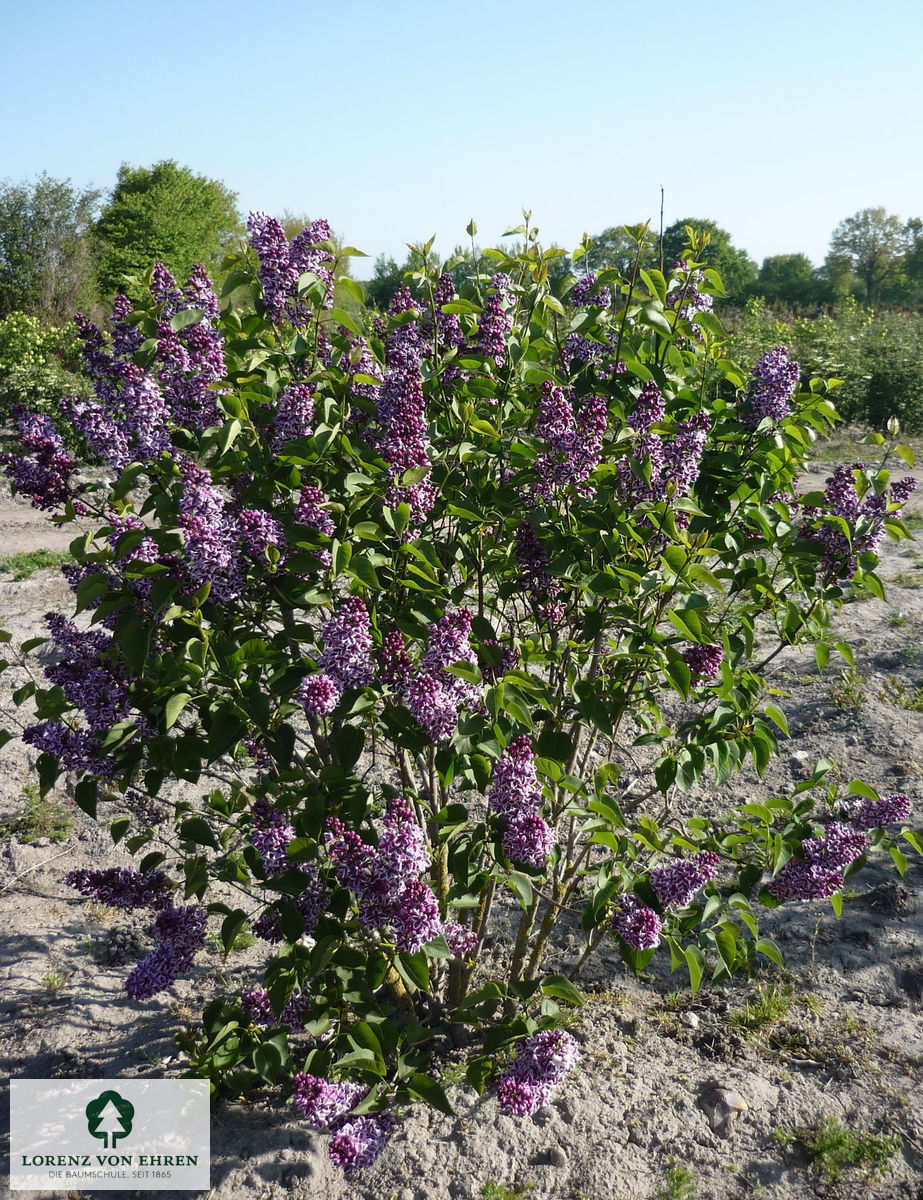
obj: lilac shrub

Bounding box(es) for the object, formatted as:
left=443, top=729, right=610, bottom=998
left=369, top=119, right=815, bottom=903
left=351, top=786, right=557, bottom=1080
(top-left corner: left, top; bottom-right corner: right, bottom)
left=2, top=221, right=920, bottom=1175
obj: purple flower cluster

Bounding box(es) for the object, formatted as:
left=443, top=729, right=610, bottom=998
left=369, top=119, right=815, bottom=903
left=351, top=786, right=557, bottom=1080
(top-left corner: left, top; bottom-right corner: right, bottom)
left=247, top=212, right=334, bottom=326
left=295, top=485, right=335, bottom=535
left=152, top=263, right=225, bottom=429
left=683, top=644, right=723, bottom=685
left=651, top=851, right=719, bottom=908
left=444, top=920, right=479, bottom=957
left=293, top=1072, right=396, bottom=1171
left=489, top=736, right=557, bottom=869
left=125, top=905, right=207, bottom=1000
left=768, top=823, right=867, bottom=901
left=1, top=406, right=81, bottom=512
left=320, top=597, right=375, bottom=689
left=666, top=264, right=714, bottom=335
left=298, top=673, right=341, bottom=716
left=476, top=273, right=514, bottom=365
left=515, top=522, right=563, bottom=622
left=380, top=629, right=413, bottom=693
left=42, top=613, right=129, bottom=733
left=661, top=411, right=712, bottom=496
left=801, top=463, right=916, bottom=579
left=496, top=1030, right=579, bottom=1117
left=272, top=383, right=315, bottom=451
left=571, top=271, right=611, bottom=309
left=617, top=409, right=710, bottom=511
left=325, top=799, right=442, bottom=952
left=533, top=382, right=607, bottom=501
left=22, top=720, right=117, bottom=778
left=611, top=895, right=665, bottom=951
left=846, top=792, right=912, bottom=830
left=627, top=381, right=666, bottom=433
left=250, top=799, right=296, bottom=876
left=477, top=637, right=519, bottom=683
left=402, top=608, right=480, bottom=742
left=177, top=460, right=244, bottom=602
left=339, top=335, right=384, bottom=405
left=237, top=508, right=286, bottom=565
left=742, top=345, right=800, bottom=427
left=65, top=867, right=174, bottom=910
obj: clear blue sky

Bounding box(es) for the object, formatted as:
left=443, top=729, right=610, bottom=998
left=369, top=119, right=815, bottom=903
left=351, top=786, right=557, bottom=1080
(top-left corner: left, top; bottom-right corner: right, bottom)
left=2, top=0, right=920, bottom=279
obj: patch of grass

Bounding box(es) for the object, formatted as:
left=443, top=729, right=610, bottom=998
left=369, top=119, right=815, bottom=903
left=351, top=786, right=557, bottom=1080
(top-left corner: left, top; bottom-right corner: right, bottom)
left=902, top=511, right=923, bottom=530
left=730, top=982, right=795, bottom=1035
left=654, top=1159, right=697, bottom=1200
left=41, top=971, right=68, bottom=994
left=890, top=568, right=923, bottom=588
left=0, top=547, right=72, bottom=579
left=774, top=1115, right=901, bottom=1184
left=481, top=1181, right=534, bottom=1200
left=887, top=609, right=910, bottom=628
left=879, top=675, right=923, bottom=712
left=829, top=666, right=867, bottom=709
left=2, top=784, right=72, bottom=843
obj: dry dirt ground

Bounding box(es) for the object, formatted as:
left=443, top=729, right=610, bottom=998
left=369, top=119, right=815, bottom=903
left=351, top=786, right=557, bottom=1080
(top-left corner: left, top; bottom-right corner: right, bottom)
left=1, top=430, right=922, bottom=1200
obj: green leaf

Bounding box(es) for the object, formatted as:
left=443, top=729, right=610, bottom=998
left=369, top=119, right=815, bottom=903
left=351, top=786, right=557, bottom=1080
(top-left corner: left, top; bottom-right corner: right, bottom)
left=346, top=556, right=381, bottom=589
left=170, top=308, right=205, bottom=331
left=685, top=945, right=705, bottom=996
left=754, top=937, right=785, bottom=968
left=179, top=816, right=219, bottom=850
left=763, top=704, right=789, bottom=737
left=395, top=952, right=430, bottom=991
left=408, top=1073, right=453, bottom=1115
left=902, top=829, right=923, bottom=856
left=889, top=845, right=908, bottom=877
left=165, top=692, right=193, bottom=730
left=504, top=872, right=533, bottom=911
left=254, top=1040, right=284, bottom=1084
left=540, top=974, right=585, bottom=1006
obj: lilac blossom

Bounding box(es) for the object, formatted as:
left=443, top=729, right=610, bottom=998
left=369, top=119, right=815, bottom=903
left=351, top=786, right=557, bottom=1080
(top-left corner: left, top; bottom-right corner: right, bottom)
left=293, top=1074, right=368, bottom=1130
left=177, top=460, right=244, bottom=602
left=533, top=382, right=607, bottom=500
left=651, top=851, right=719, bottom=908
left=65, top=867, right=174, bottom=911
left=298, top=673, right=341, bottom=715
left=404, top=609, right=479, bottom=742
left=846, top=793, right=912, bottom=830
left=250, top=800, right=296, bottom=876
left=662, top=411, right=711, bottom=495
left=295, top=485, right=335, bottom=535
left=768, top=822, right=866, bottom=901
left=477, top=638, right=519, bottom=683
left=515, top=522, right=563, bottom=621
left=273, top=383, right=315, bottom=450
left=242, top=987, right=312, bottom=1032
left=23, top=721, right=117, bottom=778
left=380, top=629, right=413, bottom=693
left=666, top=264, right=714, bottom=336
left=503, top=811, right=557, bottom=868
left=153, top=264, right=225, bottom=429
left=252, top=865, right=328, bottom=942
left=801, top=463, right=916, bottom=579
left=476, top=274, right=514, bottom=365
left=328, top=1112, right=397, bottom=1172
left=627, top=381, right=666, bottom=433
left=124, top=905, right=207, bottom=1000
left=319, top=597, right=374, bottom=689
left=683, top=644, right=723, bottom=685
left=1, top=406, right=80, bottom=512
left=444, top=921, right=479, bottom=956
left=378, top=797, right=431, bottom=881
left=386, top=877, right=443, bottom=952
left=237, top=508, right=286, bottom=564
left=741, top=345, right=799, bottom=427
left=611, top=895, right=665, bottom=951
left=489, top=736, right=543, bottom=821
left=247, top=212, right=334, bottom=325
left=496, top=1030, right=579, bottom=1117
left=572, top=271, right=611, bottom=308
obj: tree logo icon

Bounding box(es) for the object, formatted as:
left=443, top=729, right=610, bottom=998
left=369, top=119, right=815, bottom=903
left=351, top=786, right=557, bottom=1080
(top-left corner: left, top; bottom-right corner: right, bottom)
left=85, top=1090, right=135, bottom=1149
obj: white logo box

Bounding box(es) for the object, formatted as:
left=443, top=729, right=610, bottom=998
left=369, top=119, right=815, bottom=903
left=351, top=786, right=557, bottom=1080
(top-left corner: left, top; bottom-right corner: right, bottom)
left=10, top=1079, right=210, bottom=1191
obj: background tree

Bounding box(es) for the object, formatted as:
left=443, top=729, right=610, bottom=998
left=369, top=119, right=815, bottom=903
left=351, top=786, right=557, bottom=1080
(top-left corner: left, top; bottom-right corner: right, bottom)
left=93, top=160, right=242, bottom=298
left=828, top=207, right=905, bottom=304
left=661, top=218, right=757, bottom=301
left=581, top=225, right=655, bottom=277
left=750, top=253, right=819, bottom=308
left=0, top=174, right=100, bottom=321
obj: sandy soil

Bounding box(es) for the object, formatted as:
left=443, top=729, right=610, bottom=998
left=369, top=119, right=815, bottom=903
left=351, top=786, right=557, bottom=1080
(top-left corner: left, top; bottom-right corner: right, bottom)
left=1, top=434, right=922, bottom=1200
